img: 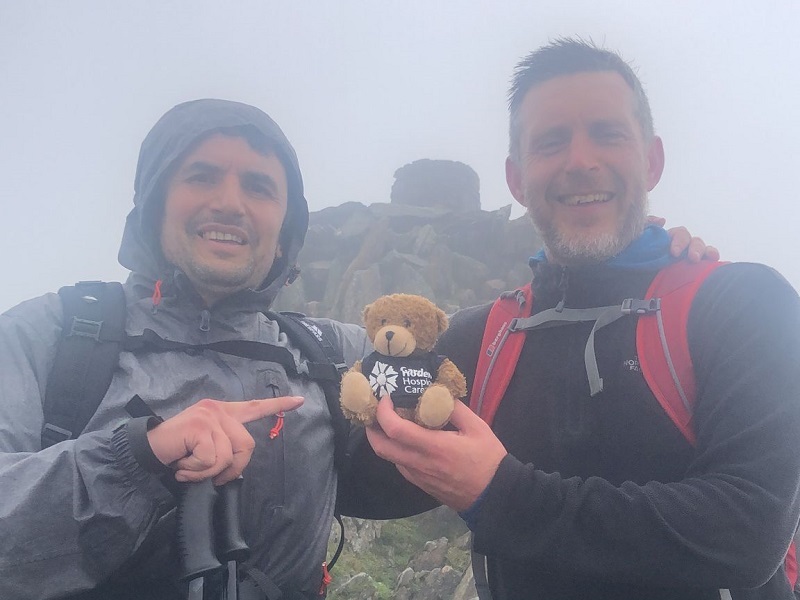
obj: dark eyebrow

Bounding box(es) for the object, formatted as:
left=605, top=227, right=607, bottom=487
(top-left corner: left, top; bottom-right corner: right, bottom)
left=532, top=124, right=570, bottom=141
left=180, top=161, right=279, bottom=195
left=588, top=119, right=632, bottom=133
left=181, top=161, right=223, bottom=176
left=241, top=171, right=279, bottom=196
left=528, top=125, right=571, bottom=149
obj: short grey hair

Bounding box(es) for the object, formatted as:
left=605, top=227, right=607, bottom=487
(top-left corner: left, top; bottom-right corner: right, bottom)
left=508, top=38, right=655, bottom=161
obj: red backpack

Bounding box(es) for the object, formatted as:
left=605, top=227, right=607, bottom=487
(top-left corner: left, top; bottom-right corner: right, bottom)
left=469, top=260, right=798, bottom=596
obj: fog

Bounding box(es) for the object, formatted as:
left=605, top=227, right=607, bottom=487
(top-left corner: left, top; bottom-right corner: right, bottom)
left=1, top=1, right=798, bottom=312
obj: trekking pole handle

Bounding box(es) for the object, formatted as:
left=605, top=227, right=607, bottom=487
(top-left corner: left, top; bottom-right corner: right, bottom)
left=214, top=477, right=250, bottom=564
left=177, top=479, right=223, bottom=581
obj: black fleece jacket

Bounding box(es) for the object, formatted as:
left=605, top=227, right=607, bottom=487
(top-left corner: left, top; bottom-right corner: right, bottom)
left=436, top=261, right=800, bottom=600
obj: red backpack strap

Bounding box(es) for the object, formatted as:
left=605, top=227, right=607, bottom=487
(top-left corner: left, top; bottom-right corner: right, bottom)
left=638, top=259, right=800, bottom=592
left=637, top=260, right=725, bottom=446
left=470, top=283, right=534, bottom=426
left=786, top=541, right=798, bottom=590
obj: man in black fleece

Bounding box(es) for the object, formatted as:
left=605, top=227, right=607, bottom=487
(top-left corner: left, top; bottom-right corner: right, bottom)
left=366, top=39, right=800, bottom=599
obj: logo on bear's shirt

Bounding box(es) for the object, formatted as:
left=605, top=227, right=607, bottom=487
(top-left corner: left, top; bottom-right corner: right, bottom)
left=369, top=361, right=399, bottom=398
left=368, top=360, right=436, bottom=400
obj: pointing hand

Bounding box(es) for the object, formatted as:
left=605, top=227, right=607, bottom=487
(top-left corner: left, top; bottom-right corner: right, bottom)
left=147, top=396, right=303, bottom=485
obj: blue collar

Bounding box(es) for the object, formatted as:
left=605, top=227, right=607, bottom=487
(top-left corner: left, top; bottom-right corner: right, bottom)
left=531, top=225, right=681, bottom=270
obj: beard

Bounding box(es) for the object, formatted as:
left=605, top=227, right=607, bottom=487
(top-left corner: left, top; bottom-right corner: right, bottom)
left=184, top=255, right=260, bottom=290
left=527, top=188, right=649, bottom=266
left=173, top=213, right=272, bottom=296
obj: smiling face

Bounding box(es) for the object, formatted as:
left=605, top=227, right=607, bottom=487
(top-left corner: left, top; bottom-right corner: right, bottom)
left=160, top=133, right=289, bottom=305
left=506, top=71, right=664, bottom=265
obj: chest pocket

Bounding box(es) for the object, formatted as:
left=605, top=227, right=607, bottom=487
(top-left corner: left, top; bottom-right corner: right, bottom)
left=240, top=368, right=289, bottom=533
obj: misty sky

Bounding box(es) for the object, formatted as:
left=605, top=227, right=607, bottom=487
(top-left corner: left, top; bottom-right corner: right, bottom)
left=1, top=1, right=798, bottom=312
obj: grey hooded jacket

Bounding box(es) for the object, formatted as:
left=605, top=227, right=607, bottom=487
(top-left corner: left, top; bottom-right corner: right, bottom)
left=0, top=100, right=370, bottom=599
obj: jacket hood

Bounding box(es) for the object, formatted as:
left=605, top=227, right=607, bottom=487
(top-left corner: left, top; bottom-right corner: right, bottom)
left=118, top=99, right=309, bottom=307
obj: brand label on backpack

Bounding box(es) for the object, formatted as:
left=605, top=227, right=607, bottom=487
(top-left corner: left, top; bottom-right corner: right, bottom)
left=623, top=357, right=641, bottom=372
left=298, top=320, right=325, bottom=343
left=486, top=321, right=510, bottom=357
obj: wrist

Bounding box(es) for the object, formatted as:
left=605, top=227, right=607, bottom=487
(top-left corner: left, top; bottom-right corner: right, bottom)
left=129, top=416, right=172, bottom=474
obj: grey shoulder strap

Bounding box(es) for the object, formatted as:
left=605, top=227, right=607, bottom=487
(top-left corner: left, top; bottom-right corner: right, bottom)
left=510, top=299, right=660, bottom=397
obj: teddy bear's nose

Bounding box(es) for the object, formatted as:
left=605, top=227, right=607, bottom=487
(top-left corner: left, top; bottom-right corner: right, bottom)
left=385, top=331, right=395, bottom=341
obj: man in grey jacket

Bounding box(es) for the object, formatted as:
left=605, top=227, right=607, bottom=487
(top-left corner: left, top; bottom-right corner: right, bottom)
left=0, top=99, right=371, bottom=600
left=0, top=98, right=710, bottom=600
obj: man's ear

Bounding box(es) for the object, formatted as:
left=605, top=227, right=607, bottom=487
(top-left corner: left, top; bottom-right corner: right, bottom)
left=646, top=136, right=665, bottom=191
left=505, top=156, right=526, bottom=208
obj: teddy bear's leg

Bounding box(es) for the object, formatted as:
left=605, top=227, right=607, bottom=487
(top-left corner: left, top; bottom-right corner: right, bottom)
left=416, top=384, right=456, bottom=429
left=340, top=371, right=379, bottom=425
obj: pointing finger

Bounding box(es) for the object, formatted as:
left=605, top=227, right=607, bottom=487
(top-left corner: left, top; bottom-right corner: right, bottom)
left=220, top=396, right=304, bottom=424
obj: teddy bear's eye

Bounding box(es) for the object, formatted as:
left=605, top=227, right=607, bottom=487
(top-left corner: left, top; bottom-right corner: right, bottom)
left=403, top=319, right=411, bottom=328
left=381, top=318, right=387, bottom=326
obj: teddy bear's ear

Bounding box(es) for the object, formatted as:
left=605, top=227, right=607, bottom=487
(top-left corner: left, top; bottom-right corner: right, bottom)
left=436, top=307, right=449, bottom=334
left=362, top=303, right=372, bottom=323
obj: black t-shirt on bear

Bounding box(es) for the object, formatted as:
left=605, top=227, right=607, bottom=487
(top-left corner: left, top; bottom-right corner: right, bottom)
left=361, top=351, right=444, bottom=409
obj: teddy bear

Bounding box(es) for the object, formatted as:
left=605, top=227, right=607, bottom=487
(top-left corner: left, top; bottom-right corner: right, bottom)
left=340, top=293, right=467, bottom=429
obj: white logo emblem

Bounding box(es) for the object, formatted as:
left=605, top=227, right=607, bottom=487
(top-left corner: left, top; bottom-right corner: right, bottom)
left=369, top=361, right=398, bottom=397
left=623, top=357, right=641, bottom=372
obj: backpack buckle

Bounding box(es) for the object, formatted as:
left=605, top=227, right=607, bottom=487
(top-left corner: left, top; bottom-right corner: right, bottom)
left=68, top=317, right=104, bottom=340
left=621, top=298, right=661, bottom=315
left=334, top=362, right=349, bottom=376
left=41, top=422, right=72, bottom=446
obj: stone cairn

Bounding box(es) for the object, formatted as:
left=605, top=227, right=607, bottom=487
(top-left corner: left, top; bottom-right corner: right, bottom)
left=273, top=158, right=543, bottom=323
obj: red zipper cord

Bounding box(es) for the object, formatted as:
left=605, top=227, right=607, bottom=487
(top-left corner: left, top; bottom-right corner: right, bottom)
left=319, top=562, right=332, bottom=595
left=269, top=412, right=285, bottom=439
left=151, top=279, right=163, bottom=308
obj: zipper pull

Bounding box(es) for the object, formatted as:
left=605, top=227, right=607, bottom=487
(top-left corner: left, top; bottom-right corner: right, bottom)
left=199, top=309, right=211, bottom=332
left=555, top=267, right=568, bottom=312
left=269, top=412, right=285, bottom=439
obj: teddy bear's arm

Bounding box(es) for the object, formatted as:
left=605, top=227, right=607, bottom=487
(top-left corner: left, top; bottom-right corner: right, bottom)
left=437, top=358, right=467, bottom=399
left=340, top=361, right=380, bottom=426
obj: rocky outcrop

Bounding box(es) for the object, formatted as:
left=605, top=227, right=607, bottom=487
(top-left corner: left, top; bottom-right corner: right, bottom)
left=273, top=201, right=542, bottom=323
left=331, top=572, right=380, bottom=600
left=328, top=507, right=478, bottom=600
left=391, top=159, right=481, bottom=213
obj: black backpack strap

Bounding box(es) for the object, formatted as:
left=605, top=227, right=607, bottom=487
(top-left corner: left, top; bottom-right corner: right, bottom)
left=268, top=312, right=348, bottom=379
left=265, top=312, right=354, bottom=476
left=123, top=330, right=302, bottom=376
left=42, top=281, right=127, bottom=448
left=471, top=540, right=492, bottom=600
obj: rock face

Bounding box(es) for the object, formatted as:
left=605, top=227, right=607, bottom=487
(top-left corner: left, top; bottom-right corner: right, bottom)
left=328, top=507, right=478, bottom=600
left=391, top=159, right=481, bottom=212
left=273, top=201, right=542, bottom=323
